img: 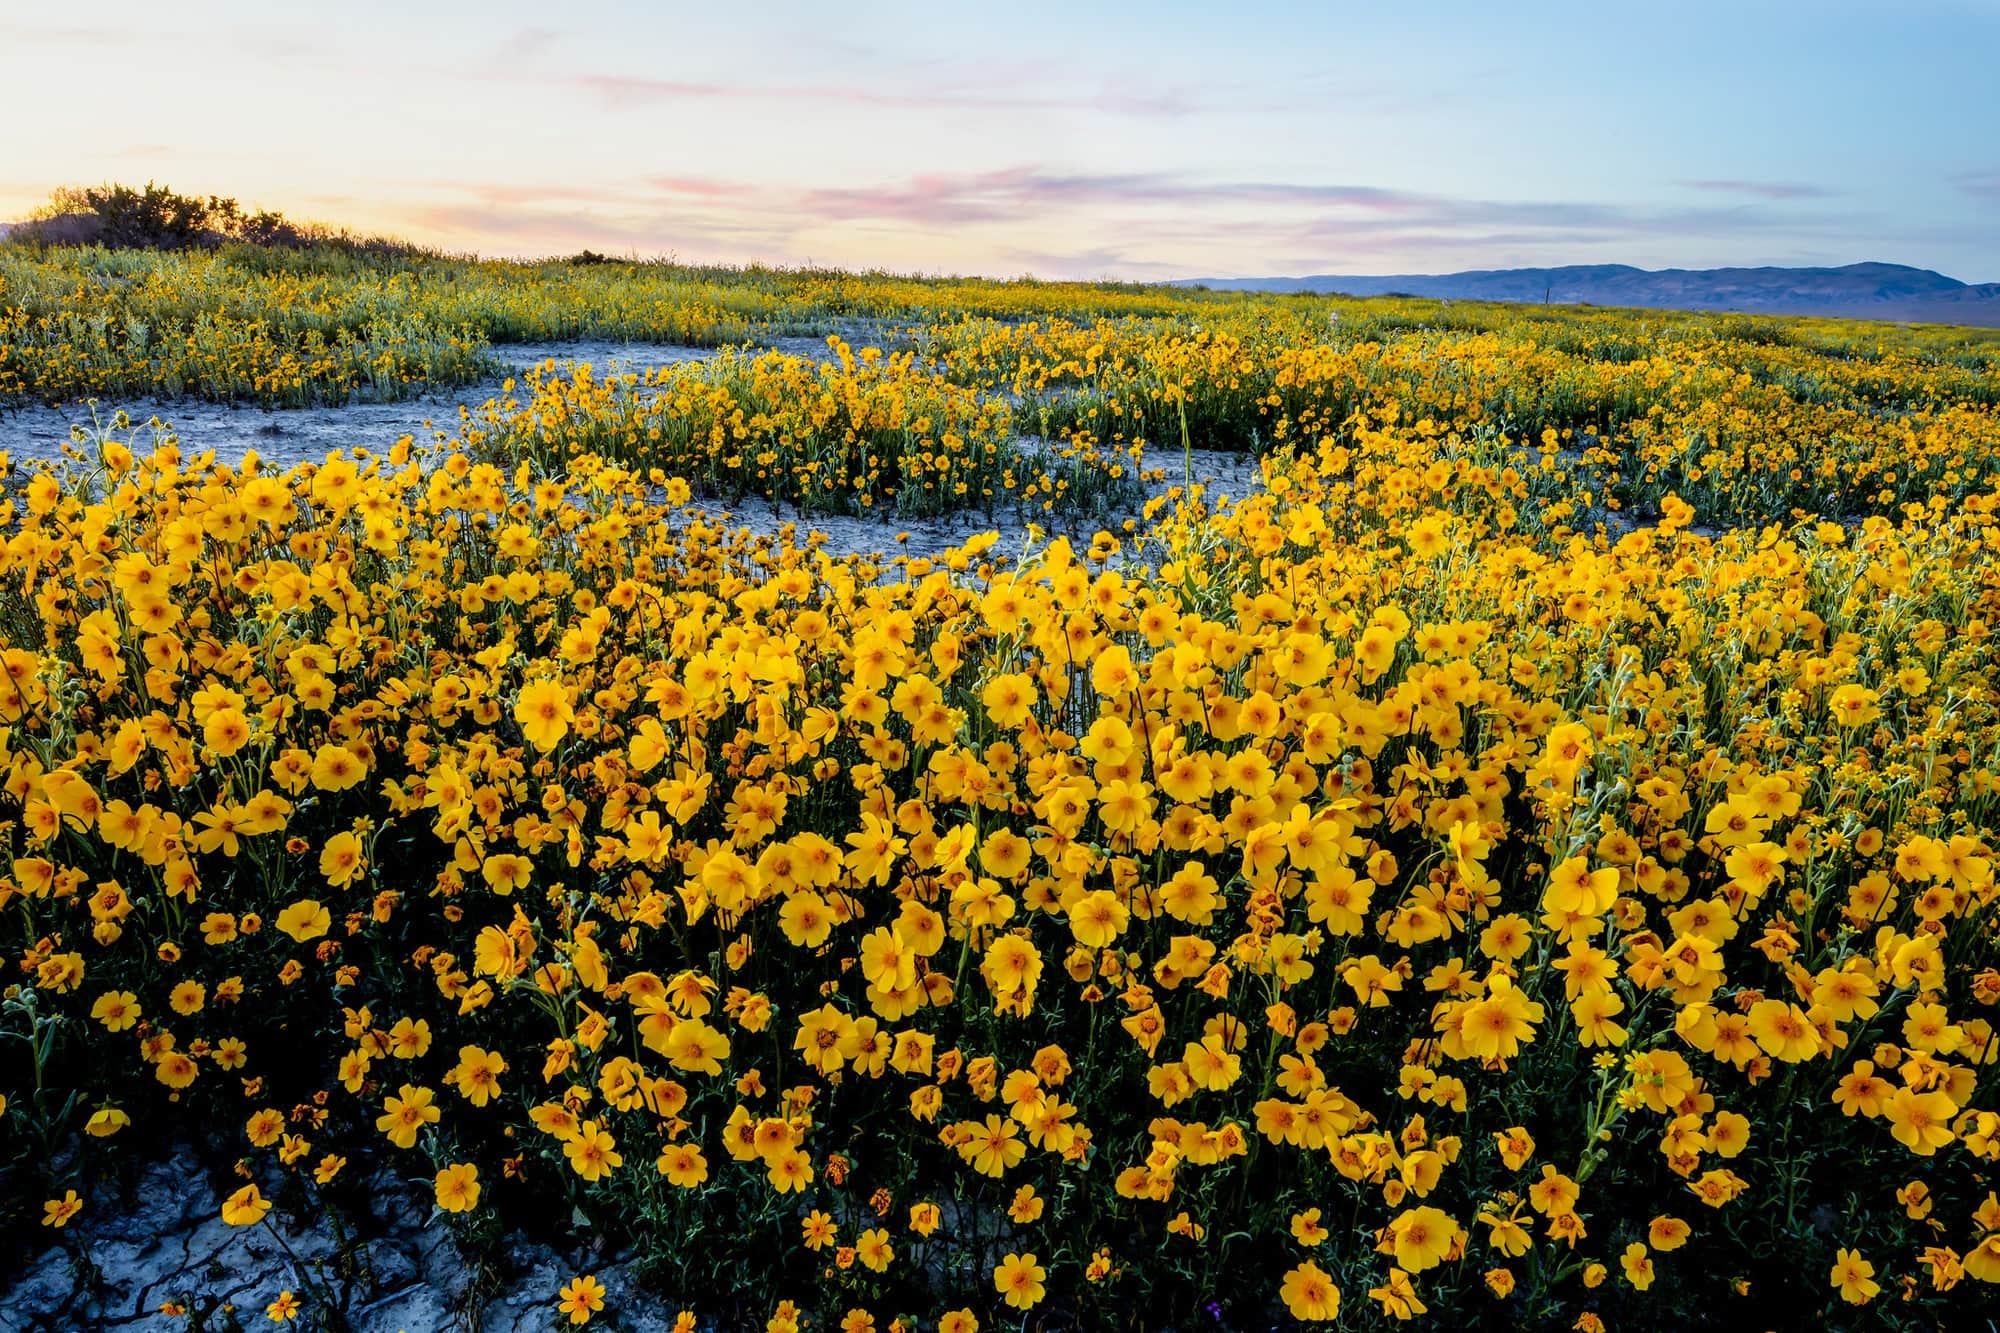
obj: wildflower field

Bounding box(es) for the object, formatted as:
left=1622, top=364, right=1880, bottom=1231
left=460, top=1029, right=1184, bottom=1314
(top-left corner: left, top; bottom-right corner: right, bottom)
left=3, top=243, right=2000, bottom=1331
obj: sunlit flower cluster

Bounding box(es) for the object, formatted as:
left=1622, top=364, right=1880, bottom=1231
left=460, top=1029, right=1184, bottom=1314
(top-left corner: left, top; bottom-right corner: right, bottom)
left=458, top=342, right=1137, bottom=520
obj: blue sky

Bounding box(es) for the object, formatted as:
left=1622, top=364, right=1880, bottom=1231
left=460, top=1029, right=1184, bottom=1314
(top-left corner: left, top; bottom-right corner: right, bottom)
left=3, top=0, right=1996, bottom=279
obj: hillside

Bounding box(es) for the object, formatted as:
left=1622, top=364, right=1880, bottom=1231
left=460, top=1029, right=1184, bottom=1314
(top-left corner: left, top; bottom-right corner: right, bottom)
left=1180, top=262, right=2000, bottom=326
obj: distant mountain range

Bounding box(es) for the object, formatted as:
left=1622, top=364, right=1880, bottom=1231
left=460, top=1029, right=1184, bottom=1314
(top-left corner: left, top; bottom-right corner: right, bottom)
left=1176, top=263, right=2000, bottom=327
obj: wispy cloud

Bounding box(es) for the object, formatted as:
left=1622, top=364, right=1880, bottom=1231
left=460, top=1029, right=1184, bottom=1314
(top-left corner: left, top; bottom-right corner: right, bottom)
left=1681, top=179, right=1831, bottom=200
left=1953, top=171, right=2000, bottom=201
left=563, top=72, right=1234, bottom=118
left=385, top=166, right=1872, bottom=278
left=494, top=27, right=562, bottom=62
left=767, top=170, right=1441, bottom=227
left=629, top=168, right=1849, bottom=241
left=651, top=177, right=765, bottom=203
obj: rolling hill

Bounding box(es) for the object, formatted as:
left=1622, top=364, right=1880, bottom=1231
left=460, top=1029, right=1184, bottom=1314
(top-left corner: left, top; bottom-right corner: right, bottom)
left=1177, top=262, right=2000, bottom=326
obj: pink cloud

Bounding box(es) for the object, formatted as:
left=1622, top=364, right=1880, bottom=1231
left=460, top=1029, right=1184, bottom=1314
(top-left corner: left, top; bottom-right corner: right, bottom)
left=369, top=166, right=1870, bottom=281
left=651, top=177, right=765, bottom=202
left=718, top=169, right=1440, bottom=229
left=1682, top=179, right=1831, bottom=201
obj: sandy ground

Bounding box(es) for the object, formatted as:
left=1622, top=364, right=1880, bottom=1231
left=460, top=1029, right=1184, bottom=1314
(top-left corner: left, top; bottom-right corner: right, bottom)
left=0, top=339, right=1271, bottom=562
left=678, top=441, right=1261, bottom=562
left=0, top=337, right=837, bottom=472
left=1, top=1145, right=690, bottom=1332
